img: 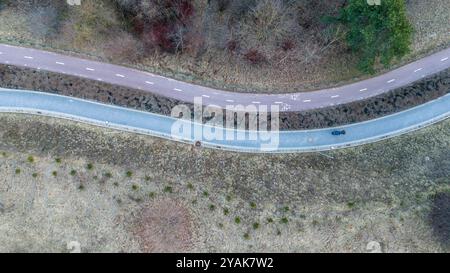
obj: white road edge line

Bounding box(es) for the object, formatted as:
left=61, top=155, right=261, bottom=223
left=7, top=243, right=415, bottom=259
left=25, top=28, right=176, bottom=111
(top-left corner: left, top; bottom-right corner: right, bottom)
left=115, top=74, right=125, bottom=78
left=303, top=100, right=312, bottom=103
left=387, top=79, right=396, bottom=83
left=331, top=95, right=339, bottom=98
left=226, top=99, right=234, bottom=103
left=359, top=88, right=368, bottom=92
left=414, top=68, right=423, bottom=73
left=145, top=81, right=154, bottom=85
left=174, top=88, right=183, bottom=92
left=202, top=95, right=210, bottom=98
left=86, top=68, right=95, bottom=71
left=55, top=62, right=65, bottom=65
left=441, top=57, right=449, bottom=62
left=24, top=56, right=33, bottom=59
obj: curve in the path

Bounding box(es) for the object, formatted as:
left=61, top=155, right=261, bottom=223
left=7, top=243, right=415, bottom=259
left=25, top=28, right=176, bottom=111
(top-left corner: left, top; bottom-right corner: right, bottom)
left=0, top=43, right=449, bottom=112
left=0, top=88, right=448, bottom=153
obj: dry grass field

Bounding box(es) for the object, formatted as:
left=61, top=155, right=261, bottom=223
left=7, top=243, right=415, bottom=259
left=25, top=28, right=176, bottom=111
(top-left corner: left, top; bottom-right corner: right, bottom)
left=0, top=113, right=448, bottom=252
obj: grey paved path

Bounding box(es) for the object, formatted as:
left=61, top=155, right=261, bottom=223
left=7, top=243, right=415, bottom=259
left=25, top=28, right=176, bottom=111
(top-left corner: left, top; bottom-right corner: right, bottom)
left=0, top=88, right=448, bottom=153
left=0, top=43, right=449, bottom=112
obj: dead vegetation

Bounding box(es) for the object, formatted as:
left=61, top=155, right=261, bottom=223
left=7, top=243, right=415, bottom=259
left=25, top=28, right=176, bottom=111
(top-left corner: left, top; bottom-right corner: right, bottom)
left=0, top=0, right=448, bottom=92
left=0, top=113, right=448, bottom=252
left=132, top=198, right=194, bottom=253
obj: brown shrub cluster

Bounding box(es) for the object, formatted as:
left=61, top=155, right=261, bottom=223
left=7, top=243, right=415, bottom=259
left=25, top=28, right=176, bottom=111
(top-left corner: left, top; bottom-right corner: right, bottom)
left=114, top=0, right=346, bottom=65
left=116, top=0, right=196, bottom=53
left=132, top=198, right=194, bottom=253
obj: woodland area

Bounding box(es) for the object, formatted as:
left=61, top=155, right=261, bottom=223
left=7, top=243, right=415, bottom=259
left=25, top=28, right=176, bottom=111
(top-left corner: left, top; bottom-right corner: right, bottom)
left=1, top=0, right=445, bottom=92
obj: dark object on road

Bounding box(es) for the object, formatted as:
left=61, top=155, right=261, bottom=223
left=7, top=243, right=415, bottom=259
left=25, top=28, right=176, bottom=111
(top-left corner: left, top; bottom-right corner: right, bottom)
left=195, top=141, right=202, bottom=147
left=331, top=130, right=346, bottom=136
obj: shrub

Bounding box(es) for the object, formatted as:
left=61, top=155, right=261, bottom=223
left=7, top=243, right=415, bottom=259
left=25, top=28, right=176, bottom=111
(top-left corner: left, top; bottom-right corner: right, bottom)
left=253, top=222, right=260, bottom=230
left=27, top=156, right=34, bottom=163
left=244, top=49, right=266, bottom=65
left=117, top=0, right=195, bottom=53
left=226, top=40, right=238, bottom=52
left=132, top=199, right=193, bottom=252
left=126, top=171, right=133, bottom=177
left=332, top=0, right=412, bottom=72
left=32, top=173, right=38, bottom=178
left=223, top=208, right=230, bottom=216
left=347, top=201, right=356, bottom=209
left=86, top=163, right=93, bottom=170
left=240, top=0, right=295, bottom=41
left=52, top=171, right=57, bottom=177
left=234, top=217, right=241, bottom=224
left=55, top=158, right=62, bottom=163
left=71, top=0, right=118, bottom=47
left=281, top=39, right=295, bottom=51
left=164, top=186, right=173, bottom=193
left=103, top=31, right=144, bottom=62
left=70, top=170, right=76, bottom=176
left=15, top=168, right=21, bottom=174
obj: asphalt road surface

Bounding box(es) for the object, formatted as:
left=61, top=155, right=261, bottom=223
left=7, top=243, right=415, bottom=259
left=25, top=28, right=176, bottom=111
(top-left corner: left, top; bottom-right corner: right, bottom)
left=0, top=43, right=449, bottom=112
left=0, top=88, right=448, bottom=153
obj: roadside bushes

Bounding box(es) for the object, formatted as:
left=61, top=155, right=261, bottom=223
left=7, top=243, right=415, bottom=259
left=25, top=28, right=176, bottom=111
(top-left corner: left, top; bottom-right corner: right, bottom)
left=59, top=0, right=127, bottom=53
left=330, top=0, right=412, bottom=72
left=236, top=0, right=296, bottom=53
left=103, top=31, right=144, bottom=62
left=244, top=49, right=266, bottom=65
left=112, top=0, right=348, bottom=68
left=116, top=0, right=196, bottom=53
left=3, top=0, right=68, bottom=41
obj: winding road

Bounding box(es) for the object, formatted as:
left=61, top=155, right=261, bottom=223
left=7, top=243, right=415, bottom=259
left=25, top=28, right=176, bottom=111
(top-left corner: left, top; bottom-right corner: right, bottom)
left=0, top=88, right=448, bottom=153
left=0, top=43, right=449, bottom=112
